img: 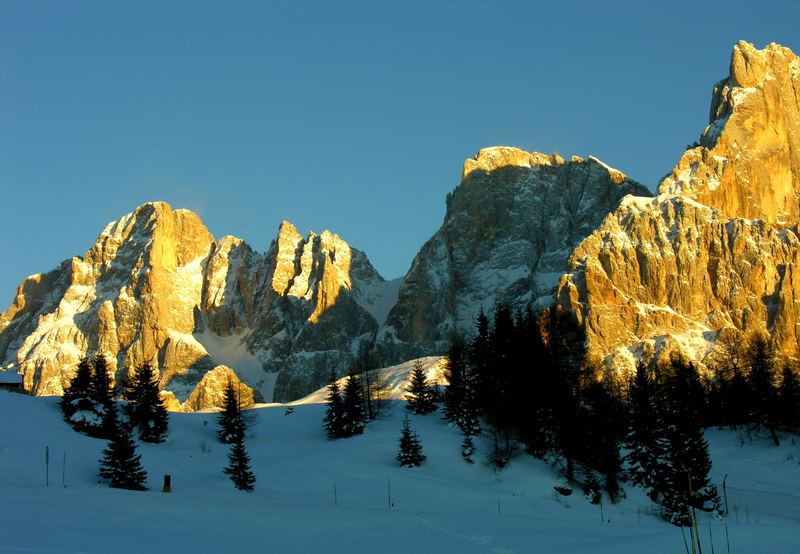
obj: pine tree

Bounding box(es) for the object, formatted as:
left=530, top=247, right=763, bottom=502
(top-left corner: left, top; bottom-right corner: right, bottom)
left=624, top=361, right=660, bottom=490
left=405, top=359, right=436, bottom=415
left=461, top=434, right=475, bottom=464
left=746, top=333, right=780, bottom=444
left=397, top=415, right=425, bottom=467
left=778, top=365, right=800, bottom=431
left=323, top=372, right=346, bottom=439
left=660, top=358, right=719, bottom=522
left=127, top=362, right=169, bottom=443
left=98, top=405, right=147, bottom=491
left=61, top=358, right=94, bottom=429
left=223, top=435, right=256, bottom=492
left=342, top=372, right=365, bottom=436
left=218, top=381, right=245, bottom=444
left=90, top=353, right=117, bottom=439
left=442, top=337, right=467, bottom=425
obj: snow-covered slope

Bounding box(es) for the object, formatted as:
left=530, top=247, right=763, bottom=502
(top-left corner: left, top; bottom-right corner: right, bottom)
left=1, top=383, right=799, bottom=552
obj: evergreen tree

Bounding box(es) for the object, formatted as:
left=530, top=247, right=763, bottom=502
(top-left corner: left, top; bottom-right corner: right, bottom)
left=323, top=372, right=346, bottom=439
left=778, top=365, right=800, bottom=431
left=61, top=357, right=94, bottom=429
left=342, top=372, right=365, bottom=436
left=405, top=359, right=436, bottom=415
left=442, top=336, right=467, bottom=425
left=660, top=358, right=719, bottom=522
left=218, top=381, right=245, bottom=444
left=460, top=434, right=475, bottom=464
left=397, top=415, right=425, bottom=467
left=746, top=333, right=780, bottom=444
left=223, top=435, right=256, bottom=492
left=90, top=353, right=116, bottom=439
left=624, top=361, right=660, bottom=490
left=98, top=405, right=147, bottom=491
left=126, top=362, right=169, bottom=443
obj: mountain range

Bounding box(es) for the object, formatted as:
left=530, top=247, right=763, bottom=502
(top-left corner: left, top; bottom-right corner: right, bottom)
left=2, top=40, right=798, bottom=409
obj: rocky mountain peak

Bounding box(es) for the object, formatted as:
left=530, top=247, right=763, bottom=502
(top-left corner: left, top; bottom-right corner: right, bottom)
left=659, top=41, right=800, bottom=226
left=378, top=147, right=649, bottom=360
left=559, top=40, right=800, bottom=378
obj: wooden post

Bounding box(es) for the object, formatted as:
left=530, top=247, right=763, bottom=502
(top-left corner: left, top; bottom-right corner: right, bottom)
left=162, top=474, right=171, bottom=493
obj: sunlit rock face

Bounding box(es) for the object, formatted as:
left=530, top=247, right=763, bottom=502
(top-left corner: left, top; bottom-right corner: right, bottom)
left=660, top=41, right=800, bottom=226
left=558, top=41, right=800, bottom=377
left=377, top=147, right=650, bottom=361
left=0, top=203, right=387, bottom=407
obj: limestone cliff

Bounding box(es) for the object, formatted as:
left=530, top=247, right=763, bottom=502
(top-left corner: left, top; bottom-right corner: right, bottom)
left=558, top=41, right=800, bottom=376
left=378, top=147, right=650, bottom=360
left=660, top=41, right=800, bottom=226
left=0, top=202, right=388, bottom=407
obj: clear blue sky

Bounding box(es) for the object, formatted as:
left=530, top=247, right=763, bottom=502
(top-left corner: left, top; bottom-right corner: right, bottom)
left=2, top=1, right=798, bottom=308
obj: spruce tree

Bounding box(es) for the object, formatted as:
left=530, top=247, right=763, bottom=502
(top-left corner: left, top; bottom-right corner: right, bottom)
left=90, top=354, right=117, bottom=439
left=127, top=362, right=169, bottom=443
left=342, top=372, right=365, bottom=437
left=405, top=359, right=436, bottom=415
left=397, top=415, right=425, bottom=467
left=224, top=435, right=256, bottom=492
left=624, top=361, right=660, bottom=490
left=778, top=365, right=800, bottom=431
left=323, top=372, right=346, bottom=439
left=660, top=358, right=719, bottom=521
left=218, top=381, right=245, bottom=444
left=442, top=337, right=466, bottom=425
left=98, top=405, right=148, bottom=491
left=461, top=434, right=475, bottom=464
left=61, top=358, right=94, bottom=429
left=746, top=333, right=780, bottom=444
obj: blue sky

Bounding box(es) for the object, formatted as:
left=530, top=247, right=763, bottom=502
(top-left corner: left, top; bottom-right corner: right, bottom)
left=2, top=1, right=798, bottom=308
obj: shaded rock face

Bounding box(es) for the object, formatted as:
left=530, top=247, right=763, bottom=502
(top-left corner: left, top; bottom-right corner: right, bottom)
left=378, top=147, right=650, bottom=360
left=0, top=203, right=385, bottom=407
left=558, top=41, right=800, bottom=376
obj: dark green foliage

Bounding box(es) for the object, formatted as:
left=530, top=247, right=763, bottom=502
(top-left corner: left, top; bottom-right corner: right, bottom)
left=342, top=373, right=365, bottom=436
left=778, top=365, right=800, bottom=431
left=224, top=435, right=256, bottom=492
left=218, top=381, right=245, bottom=444
left=460, top=434, right=475, bottom=464
left=62, top=355, right=119, bottom=438
left=624, top=360, right=664, bottom=492
left=405, top=359, right=436, bottom=415
left=61, top=358, right=94, bottom=428
left=323, top=373, right=346, bottom=439
left=98, top=406, right=147, bottom=491
left=126, top=362, right=169, bottom=443
left=655, top=357, right=719, bottom=524
left=442, top=336, right=467, bottom=424
left=91, top=354, right=117, bottom=439
left=746, top=333, right=780, bottom=444
left=397, top=415, right=425, bottom=467
left=583, top=471, right=602, bottom=505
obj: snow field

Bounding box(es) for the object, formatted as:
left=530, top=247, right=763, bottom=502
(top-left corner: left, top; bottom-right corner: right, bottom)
left=1, top=368, right=800, bottom=552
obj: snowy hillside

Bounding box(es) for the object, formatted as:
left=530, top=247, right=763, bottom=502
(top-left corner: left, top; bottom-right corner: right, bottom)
left=1, top=361, right=800, bottom=552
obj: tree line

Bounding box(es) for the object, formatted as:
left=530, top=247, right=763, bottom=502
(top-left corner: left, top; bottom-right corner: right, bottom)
left=60, top=355, right=257, bottom=492
left=437, top=304, right=800, bottom=526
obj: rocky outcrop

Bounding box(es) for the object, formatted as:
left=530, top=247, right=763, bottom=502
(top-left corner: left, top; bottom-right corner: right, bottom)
left=181, top=365, right=254, bottom=412
left=378, top=147, right=650, bottom=359
left=0, top=202, right=388, bottom=407
left=558, top=41, right=800, bottom=376
left=660, top=41, right=800, bottom=226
